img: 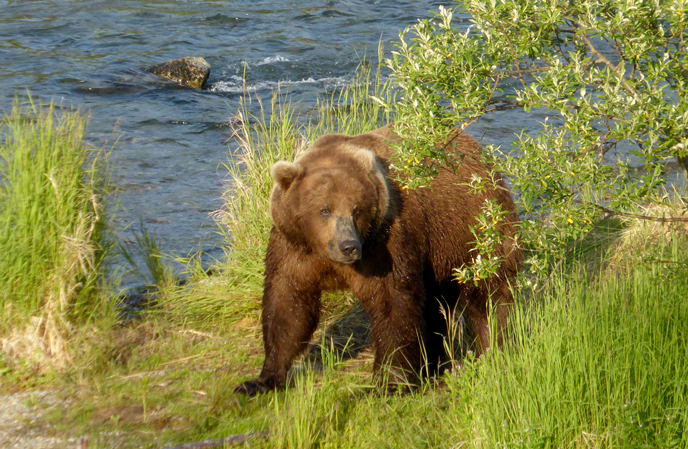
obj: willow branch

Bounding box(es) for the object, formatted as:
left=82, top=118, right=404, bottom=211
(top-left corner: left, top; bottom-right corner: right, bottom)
left=585, top=202, right=688, bottom=222
left=578, top=32, right=637, bottom=96
left=487, top=65, right=552, bottom=79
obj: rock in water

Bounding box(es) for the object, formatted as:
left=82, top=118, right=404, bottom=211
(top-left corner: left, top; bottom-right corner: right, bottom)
left=147, top=57, right=210, bottom=89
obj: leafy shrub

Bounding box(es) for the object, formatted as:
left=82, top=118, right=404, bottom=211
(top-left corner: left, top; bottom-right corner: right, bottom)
left=383, top=0, right=688, bottom=276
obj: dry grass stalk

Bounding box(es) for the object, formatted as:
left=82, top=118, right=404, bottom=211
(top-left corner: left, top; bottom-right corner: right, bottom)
left=607, top=201, right=688, bottom=271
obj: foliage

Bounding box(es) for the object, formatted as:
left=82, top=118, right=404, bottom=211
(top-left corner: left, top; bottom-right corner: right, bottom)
left=0, top=99, right=114, bottom=369
left=383, top=0, right=688, bottom=276
left=450, top=240, right=688, bottom=448
left=454, top=174, right=512, bottom=285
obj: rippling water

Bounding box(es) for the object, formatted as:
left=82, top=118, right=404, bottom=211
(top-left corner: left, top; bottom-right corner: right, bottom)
left=5, top=1, right=681, bottom=289
left=1, top=0, right=451, bottom=287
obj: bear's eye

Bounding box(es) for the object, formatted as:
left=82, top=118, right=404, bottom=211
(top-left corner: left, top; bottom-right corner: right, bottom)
left=320, top=207, right=331, bottom=217
left=352, top=206, right=360, bottom=218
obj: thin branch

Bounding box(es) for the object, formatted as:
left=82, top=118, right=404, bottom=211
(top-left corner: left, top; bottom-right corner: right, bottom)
left=495, top=21, right=529, bottom=87
left=484, top=103, right=523, bottom=114
left=571, top=132, right=614, bottom=163
left=483, top=98, right=582, bottom=114
left=586, top=202, right=688, bottom=222
left=578, top=32, right=637, bottom=96
left=158, top=351, right=221, bottom=368
left=487, top=66, right=552, bottom=78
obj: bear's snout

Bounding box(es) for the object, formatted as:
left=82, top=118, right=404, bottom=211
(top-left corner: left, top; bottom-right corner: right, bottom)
left=339, top=240, right=362, bottom=261
left=327, top=216, right=362, bottom=264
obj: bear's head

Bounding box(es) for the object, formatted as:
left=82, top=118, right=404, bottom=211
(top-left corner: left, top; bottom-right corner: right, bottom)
left=269, top=135, right=390, bottom=264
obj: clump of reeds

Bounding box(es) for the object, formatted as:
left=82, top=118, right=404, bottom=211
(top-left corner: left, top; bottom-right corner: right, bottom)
left=217, top=92, right=307, bottom=284
left=0, top=99, right=113, bottom=370
left=448, top=235, right=688, bottom=448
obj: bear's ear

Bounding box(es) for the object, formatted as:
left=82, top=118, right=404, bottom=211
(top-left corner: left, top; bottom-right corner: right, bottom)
left=354, top=148, right=391, bottom=223
left=271, top=161, right=305, bottom=191
left=352, top=149, right=376, bottom=171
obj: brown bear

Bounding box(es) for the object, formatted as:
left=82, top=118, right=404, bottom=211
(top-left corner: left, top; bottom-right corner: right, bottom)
left=234, top=127, right=522, bottom=395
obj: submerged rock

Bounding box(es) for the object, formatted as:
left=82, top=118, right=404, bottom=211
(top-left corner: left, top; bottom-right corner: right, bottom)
left=147, top=57, right=210, bottom=89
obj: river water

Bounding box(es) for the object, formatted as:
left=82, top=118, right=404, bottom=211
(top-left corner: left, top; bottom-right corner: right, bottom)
left=1, top=0, right=455, bottom=288
left=3, top=1, right=683, bottom=289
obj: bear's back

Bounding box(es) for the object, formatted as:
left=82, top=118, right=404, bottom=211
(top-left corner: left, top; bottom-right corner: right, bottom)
left=299, top=127, right=520, bottom=284
left=347, top=127, right=520, bottom=285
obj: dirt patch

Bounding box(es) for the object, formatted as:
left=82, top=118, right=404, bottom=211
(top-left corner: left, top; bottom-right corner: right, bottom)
left=88, top=404, right=170, bottom=431
left=232, top=317, right=258, bottom=330
left=0, top=391, right=80, bottom=449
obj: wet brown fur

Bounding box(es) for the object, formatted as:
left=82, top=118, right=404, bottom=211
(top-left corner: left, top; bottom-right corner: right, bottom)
left=235, top=127, right=522, bottom=395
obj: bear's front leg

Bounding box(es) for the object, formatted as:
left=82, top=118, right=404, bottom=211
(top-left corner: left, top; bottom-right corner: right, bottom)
left=360, top=279, right=427, bottom=389
left=235, top=245, right=322, bottom=395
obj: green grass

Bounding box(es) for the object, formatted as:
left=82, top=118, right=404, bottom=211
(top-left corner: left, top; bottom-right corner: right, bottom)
left=452, top=252, right=688, bottom=448
left=99, top=243, right=687, bottom=448
left=0, top=98, right=114, bottom=370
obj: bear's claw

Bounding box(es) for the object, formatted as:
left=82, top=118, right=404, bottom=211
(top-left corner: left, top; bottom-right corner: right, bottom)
left=234, top=379, right=272, bottom=396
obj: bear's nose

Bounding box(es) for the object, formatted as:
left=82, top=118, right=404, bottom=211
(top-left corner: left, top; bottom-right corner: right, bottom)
left=339, top=240, right=362, bottom=259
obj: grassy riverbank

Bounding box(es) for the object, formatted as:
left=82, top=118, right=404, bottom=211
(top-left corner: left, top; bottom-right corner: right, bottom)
left=0, top=100, right=114, bottom=373
left=2, top=70, right=688, bottom=448
left=13, top=229, right=688, bottom=449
